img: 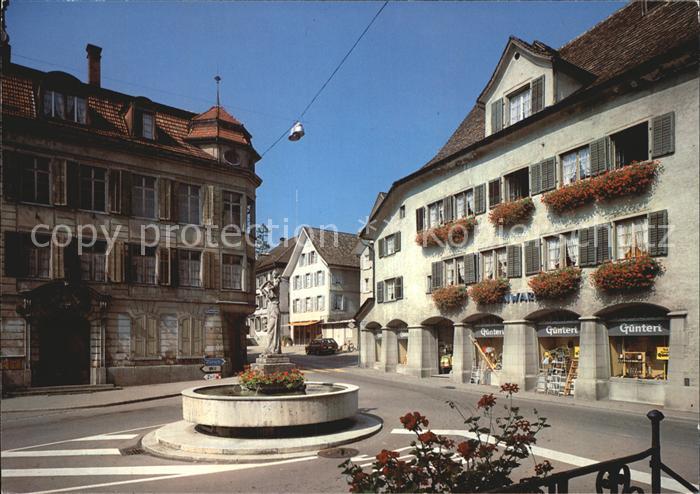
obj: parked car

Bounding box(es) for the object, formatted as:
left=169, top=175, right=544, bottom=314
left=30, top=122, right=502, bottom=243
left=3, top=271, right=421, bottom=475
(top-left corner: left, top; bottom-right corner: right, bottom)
left=305, top=338, right=339, bottom=355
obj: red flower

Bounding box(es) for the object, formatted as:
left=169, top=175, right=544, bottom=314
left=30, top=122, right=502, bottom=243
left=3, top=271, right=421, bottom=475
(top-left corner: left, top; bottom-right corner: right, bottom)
left=376, top=449, right=399, bottom=465
left=431, top=285, right=468, bottom=312
left=500, top=383, right=519, bottom=394
left=416, top=216, right=478, bottom=248
left=535, top=460, right=554, bottom=476
left=469, top=279, right=510, bottom=305
left=457, top=441, right=476, bottom=459
left=528, top=267, right=582, bottom=299
left=400, top=411, right=429, bottom=431
left=418, top=431, right=438, bottom=444
left=477, top=394, right=497, bottom=409
left=488, top=197, right=535, bottom=227
left=591, top=255, right=663, bottom=292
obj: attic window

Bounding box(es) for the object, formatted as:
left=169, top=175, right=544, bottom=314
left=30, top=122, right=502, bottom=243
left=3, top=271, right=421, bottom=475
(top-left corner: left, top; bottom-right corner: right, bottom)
left=42, top=90, right=87, bottom=124
left=141, top=112, right=155, bottom=140
left=514, top=52, right=521, bottom=60
left=508, top=85, right=531, bottom=125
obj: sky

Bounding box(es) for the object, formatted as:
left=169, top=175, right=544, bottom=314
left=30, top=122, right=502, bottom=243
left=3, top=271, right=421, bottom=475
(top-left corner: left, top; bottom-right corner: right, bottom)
left=8, top=1, right=623, bottom=244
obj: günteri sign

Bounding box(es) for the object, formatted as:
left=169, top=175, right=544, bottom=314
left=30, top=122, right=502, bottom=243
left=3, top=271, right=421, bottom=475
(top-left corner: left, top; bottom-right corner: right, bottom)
left=607, top=319, right=670, bottom=336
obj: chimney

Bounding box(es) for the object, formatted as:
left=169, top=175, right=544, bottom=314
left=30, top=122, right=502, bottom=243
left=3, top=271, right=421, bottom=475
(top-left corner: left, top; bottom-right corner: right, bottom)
left=86, top=44, right=102, bottom=87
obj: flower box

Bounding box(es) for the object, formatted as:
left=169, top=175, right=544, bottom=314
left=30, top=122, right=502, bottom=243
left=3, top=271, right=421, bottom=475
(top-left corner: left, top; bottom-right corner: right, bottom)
left=238, top=368, right=306, bottom=394
left=542, top=180, right=595, bottom=214
left=415, top=216, right=477, bottom=248
left=488, top=197, right=535, bottom=227
left=528, top=267, right=582, bottom=299
left=592, top=160, right=659, bottom=201
left=431, top=285, right=467, bottom=311
left=591, top=255, right=663, bottom=293
left=469, top=278, right=510, bottom=305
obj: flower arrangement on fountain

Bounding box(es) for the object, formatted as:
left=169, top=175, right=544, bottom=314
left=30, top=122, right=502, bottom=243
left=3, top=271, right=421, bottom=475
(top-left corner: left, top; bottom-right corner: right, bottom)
left=542, top=161, right=660, bottom=214
left=488, top=197, right=535, bottom=227
left=469, top=278, right=510, bottom=305
left=415, top=217, right=478, bottom=248
left=590, top=254, right=664, bottom=293
left=431, top=285, right=467, bottom=312
left=340, top=383, right=552, bottom=493
left=528, top=267, right=582, bottom=299
left=238, top=368, right=306, bottom=394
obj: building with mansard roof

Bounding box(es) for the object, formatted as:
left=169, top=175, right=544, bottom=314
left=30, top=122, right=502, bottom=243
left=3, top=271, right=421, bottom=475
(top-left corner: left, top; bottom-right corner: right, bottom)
left=1, top=38, right=261, bottom=389
left=357, top=2, right=699, bottom=411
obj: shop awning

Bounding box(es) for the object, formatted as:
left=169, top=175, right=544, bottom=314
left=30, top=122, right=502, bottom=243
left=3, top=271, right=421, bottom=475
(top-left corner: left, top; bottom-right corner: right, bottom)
left=290, top=320, right=321, bottom=327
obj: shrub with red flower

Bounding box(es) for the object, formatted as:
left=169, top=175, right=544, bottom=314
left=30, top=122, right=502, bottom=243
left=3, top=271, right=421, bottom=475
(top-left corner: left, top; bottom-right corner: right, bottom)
left=592, top=161, right=659, bottom=202
left=415, top=216, right=478, bottom=248
left=488, top=197, right=535, bottom=227
left=542, top=180, right=595, bottom=213
left=431, top=285, right=468, bottom=312
left=340, top=384, right=552, bottom=493
left=469, top=278, right=510, bottom=305
left=591, top=254, right=664, bottom=293
left=528, top=267, right=582, bottom=299
left=238, top=368, right=305, bottom=393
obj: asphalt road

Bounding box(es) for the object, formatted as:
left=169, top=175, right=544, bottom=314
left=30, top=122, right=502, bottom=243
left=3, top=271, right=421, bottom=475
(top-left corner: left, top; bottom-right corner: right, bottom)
left=1, top=350, right=698, bottom=493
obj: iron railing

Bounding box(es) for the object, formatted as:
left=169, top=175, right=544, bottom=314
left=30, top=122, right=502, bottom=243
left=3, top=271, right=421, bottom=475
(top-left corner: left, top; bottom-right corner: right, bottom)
left=492, top=410, right=698, bottom=494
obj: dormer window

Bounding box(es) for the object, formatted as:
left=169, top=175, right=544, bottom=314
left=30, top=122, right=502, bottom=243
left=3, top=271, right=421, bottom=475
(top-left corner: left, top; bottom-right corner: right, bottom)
left=508, top=86, right=531, bottom=125
left=42, top=90, right=87, bottom=124
left=141, top=112, right=155, bottom=139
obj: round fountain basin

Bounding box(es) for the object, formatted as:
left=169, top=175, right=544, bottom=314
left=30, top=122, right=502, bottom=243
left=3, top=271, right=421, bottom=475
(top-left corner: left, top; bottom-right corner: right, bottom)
left=182, top=382, right=359, bottom=428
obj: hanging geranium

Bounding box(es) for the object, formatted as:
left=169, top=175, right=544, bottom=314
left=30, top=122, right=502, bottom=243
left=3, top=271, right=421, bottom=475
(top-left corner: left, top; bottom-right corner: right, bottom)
left=488, top=197, right=535, bottom=227
left=469, top=278, right=510, bottom=305
left=415, top=216, right=478, bottom=248
left=592, top=161, right=659, bottom=202
left=542, top=180, right=595, bottom=214
left=528, top=267, right=582, bottom=299
left=431, top=285, right=468, bottom=311
left=591, top=255, right=663, bottom=293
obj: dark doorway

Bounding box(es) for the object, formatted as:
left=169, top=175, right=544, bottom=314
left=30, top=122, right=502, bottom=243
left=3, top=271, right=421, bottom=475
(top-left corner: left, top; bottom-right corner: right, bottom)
left=35, top=312, right=90, bottom=386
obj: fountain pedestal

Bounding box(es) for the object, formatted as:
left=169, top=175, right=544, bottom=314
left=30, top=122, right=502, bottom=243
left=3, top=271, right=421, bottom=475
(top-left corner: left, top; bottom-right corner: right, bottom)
left=251, top=353, right=296, bottom=374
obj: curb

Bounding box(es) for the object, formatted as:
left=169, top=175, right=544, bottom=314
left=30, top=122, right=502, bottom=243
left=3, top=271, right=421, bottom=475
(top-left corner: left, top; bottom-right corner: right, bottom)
left=0, top=392, right=182, bottom=413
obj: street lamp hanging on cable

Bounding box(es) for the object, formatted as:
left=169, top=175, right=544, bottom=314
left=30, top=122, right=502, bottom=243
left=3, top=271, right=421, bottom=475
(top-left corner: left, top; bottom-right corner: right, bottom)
left=288, top=121, right=305, bottom=141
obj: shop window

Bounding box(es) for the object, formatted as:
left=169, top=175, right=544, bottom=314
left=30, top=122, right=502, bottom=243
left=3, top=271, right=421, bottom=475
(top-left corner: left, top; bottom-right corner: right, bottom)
left=178, top=250, right=202, bottom=287
left=79, top=165, right=107, bottom=212
left=43, top=90, right=87, bottom=124
left=504, top=168, right=530, bottom=201
left=610, top=335, right=669, bottom=380
left=222, top=254, right=242, bottom=290
left=177, top=184, right=201, bottom=225
left=560, top=147, right=590, bottom=185
left=21, top=155, right=51, bottom=205
left=615, top=216, right=648, bottom=259
left=222, top=191, right=242, bottom=229
left=611, top=122, right=649, bottom=168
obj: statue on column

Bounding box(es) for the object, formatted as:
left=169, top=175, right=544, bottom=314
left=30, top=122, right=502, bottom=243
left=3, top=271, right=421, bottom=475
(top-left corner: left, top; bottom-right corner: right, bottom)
left=260, top=273, right=283, bottom=355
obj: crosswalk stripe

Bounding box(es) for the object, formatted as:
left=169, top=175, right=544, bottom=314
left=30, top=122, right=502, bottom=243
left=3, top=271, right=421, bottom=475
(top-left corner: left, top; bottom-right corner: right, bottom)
left=2, top=449, right=121, bottom=458
left=70, top=434, right=138, bottom=441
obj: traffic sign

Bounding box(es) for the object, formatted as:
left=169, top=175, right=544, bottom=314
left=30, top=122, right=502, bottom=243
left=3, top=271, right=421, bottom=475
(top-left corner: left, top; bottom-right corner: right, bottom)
left=200, top=365, right=222, bottom=373
left=203, top=373, right=221, bottom=380
left=203, top=357, right=226, bottom=366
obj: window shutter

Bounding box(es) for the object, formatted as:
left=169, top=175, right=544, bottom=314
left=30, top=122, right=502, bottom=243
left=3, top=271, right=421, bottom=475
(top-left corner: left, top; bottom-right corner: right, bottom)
left=51, top=239, right=65, bottom=279
left=121, top=171, right=132, bottom=216
left=595, top=224, right=611, bottom=264
left=158, top=178, right=172, bottom=220
left=134, top=316, right=146, bottom=357
left=530, top=162, right=542, bottom=195
left=578, top=227, right=596, bottom=267
left=108, top=169, right=122, bottom=214
left=395, top=232, right=401, bottom=252
left=651, top=112, right=675, bottom=158
left=146, top=317, right=158, bottom=357
left=193, top=319, right=204, bottom=356
left=66, top=161, right=80, bottom=208
left=443, top=197, right=453, bottom=222
left=4, top=232, right=27, bottom=277
left=202, top=251, right=212, bottom=289
left=212, top=186, right=221, bottom=228
left=589, top=137, right=610, bottom=176
left=648, top=209, right=668, bottom=257
left=376, top=281, right=384, bottom=303
left=524, top=239, right=541, bottom=275
left=378, top=238, right=385, bottom=258
left=464, top=253, right=477, bottom=285
left=2, top=152, right=22, bottom=201
left=540, top=157, right=557, bottom=192
left=491, top=98, right=503, bottom=133
left=531, top=76, right=544, bottom=113
left=431, top=261, right=443, bottom=290
left=395, top=277, right=403, bottom=300
left=170, top=181, right=179, bottom=223
left=488, top=179, right=501, bottom=208
left=51, top=159, right=67, bottom=206
left=157, top=247, right=170, bottom=285
left=416, top=207, right=425, bottom=232
left=474, top=184, right=486, bottom=214
left=123, top=244, right=133, bottom=283
left=64, top=237, right=81, bottom=284
left=507, top=244, right=522, bottom=278
left=170, top=249, right=179, bottom=287
left=203, top=185, right=215, bottom=226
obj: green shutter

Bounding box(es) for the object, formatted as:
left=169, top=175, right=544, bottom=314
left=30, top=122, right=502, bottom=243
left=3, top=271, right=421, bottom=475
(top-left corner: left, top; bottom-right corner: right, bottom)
left=507, top=244, right=522, bottom=278
left=648, top=210, right=668, bottom=257
left=651, top=112, right=675, bottom=158
left=474, top=184, right=486, bottom=214
left=395, top=277, right=403, bottom=300
left=540, top=157, right=557, bottom=192
left=377, top=238, right=385, bottom=258
left=416, top=207, right=424, bottom=232
left=464, top=253, right=477, bottom=285
left=524, top=240, right=541, bottom=275
left=443, top=197, right=453, bottom=222
left=431, top=261, right=443, bottom=290
left=395, top=232, right=401, bottom=252
left=530, top=162, right=542, bottom=195
left=589, top=137, right=610, bottom=176
left=376, top=281, right=384, bottom=303
left=578, top=227, right=596, bottom=267
left=491, top=98, right=503, bottom=133
left=595, top=224, right=611, bottom=264
left=531, top=76, right=544, bottom=113
left=147, top=317, right=158, bottom=356
left=488, top=179, right=501, bottom=208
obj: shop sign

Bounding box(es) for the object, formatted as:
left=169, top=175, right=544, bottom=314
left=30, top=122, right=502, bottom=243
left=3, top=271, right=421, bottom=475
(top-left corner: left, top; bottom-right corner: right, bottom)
left=656, top=346, right=669, bottom=360
left=205, top=307, right=220, bottom=315
left=607, top=319, right=670, bottom=336
left=536, top=323, right=580, bottom=337
left=574, top=346, right=580, bottom=359
left=473, top=325, right=504, bottom=338
left=504, top=292, right=536, bottom=304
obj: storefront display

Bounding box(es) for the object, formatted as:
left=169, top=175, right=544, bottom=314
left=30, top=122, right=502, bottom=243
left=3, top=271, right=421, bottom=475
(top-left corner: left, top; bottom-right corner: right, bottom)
left=398, top=331, right=408, bottom=366
left=608, top=318, right=669, bottom=380
left=536, top=322, right=580, bottom=396
left=437, top=326, right=454, bottom=375
left=470, top=324, right=504, bottom=384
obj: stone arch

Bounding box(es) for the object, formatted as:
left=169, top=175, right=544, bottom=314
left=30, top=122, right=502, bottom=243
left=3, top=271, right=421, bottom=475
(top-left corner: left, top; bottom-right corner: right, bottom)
left=420, top=316, right=454, bottom=327
left=364, top=321, right=382, bottom=330
left=386, top=319, right=408, bottom=329
left=526, top=308, right=580, bottom=323
left=463, top=313, right=504, bottom=325
left=594, top=302, right=669, bottom=319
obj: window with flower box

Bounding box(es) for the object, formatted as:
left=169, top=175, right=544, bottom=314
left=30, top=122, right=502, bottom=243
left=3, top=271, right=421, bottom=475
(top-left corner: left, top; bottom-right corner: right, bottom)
left=611, top=122, right=648, bottom=168
left=480, top=248, right=507, bottom=280
left=427, top=200, right=444, bottom=228
left=443, top=257, right=465, bottom=286
left=453, top=189, right=475, bottom=218
left=504, top=168, right=530, bottom=201
left=560, top=147, right=590, bottom=186
left=615, top=216, right=648, bottom=259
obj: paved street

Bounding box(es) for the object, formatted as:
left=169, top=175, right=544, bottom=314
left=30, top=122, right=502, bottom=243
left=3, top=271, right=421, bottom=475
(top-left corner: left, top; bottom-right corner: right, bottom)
left=2, top=349, right=698, bottom=493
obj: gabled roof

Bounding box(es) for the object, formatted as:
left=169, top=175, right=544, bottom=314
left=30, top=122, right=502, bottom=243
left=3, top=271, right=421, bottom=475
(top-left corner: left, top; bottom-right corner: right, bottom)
left=305, top=227, right=361, bottom=269
left=256, top=236, right=299, bottom=273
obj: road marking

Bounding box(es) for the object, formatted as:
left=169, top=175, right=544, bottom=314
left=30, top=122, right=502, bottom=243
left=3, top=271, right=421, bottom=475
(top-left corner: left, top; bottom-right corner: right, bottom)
left=70, top=434, right=138, bottom=441
left=391, top=429, right=699, bottom=493
left=20, top=455, right=318, bottom=494
left=2, top=449, right=121, bottom=458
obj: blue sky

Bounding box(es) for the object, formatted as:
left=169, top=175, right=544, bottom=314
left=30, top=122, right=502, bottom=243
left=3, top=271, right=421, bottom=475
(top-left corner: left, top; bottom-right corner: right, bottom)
left=8, top=1, right=622, bottom=243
